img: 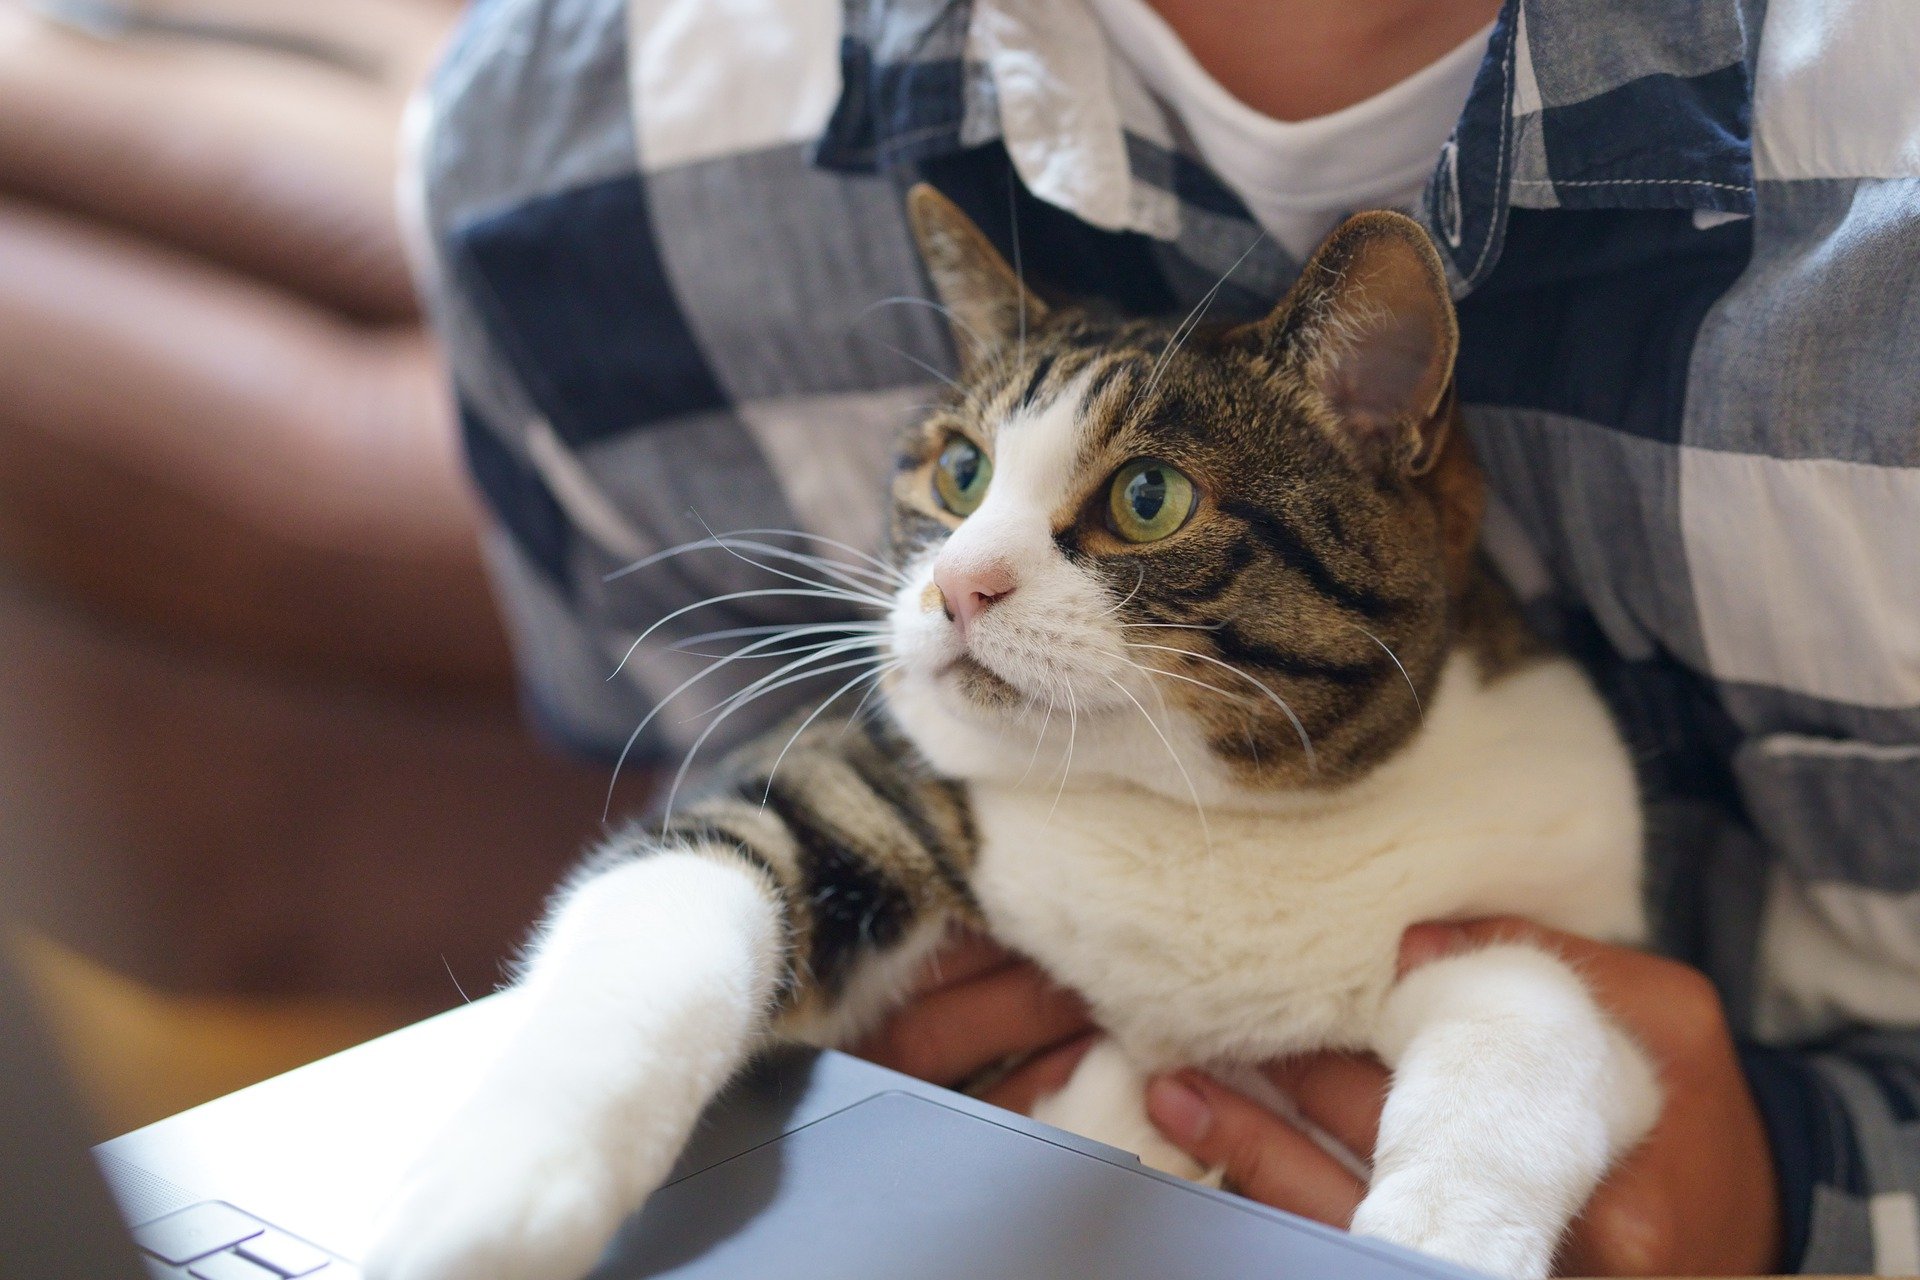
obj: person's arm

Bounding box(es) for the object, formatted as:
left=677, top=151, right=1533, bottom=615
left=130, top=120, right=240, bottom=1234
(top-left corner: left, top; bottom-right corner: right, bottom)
left=1144, top=920, right=1783, bottom=1276
left=1741, top=1029, right=1920, bottom=1276
left=859, top=919, right=1786, bottom=1275
left=850, top=930, right=1096, bottom=1110
left=1156, top=927, right=1920, bottom=1276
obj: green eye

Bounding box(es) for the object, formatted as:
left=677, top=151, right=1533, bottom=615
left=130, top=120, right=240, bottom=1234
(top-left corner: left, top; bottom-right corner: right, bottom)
left=934, top=435, right=992, bottom=516
left=1108, top=459, right=1196, bottom=543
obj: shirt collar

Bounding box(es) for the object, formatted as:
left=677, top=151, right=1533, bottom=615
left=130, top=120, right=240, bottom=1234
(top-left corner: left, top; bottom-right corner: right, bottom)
left=818, top=0, right=1756, bottom=291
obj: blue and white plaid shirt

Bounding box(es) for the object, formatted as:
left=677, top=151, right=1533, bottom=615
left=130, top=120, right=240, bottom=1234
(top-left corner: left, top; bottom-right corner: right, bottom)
left=411, top=0, right=1920, bottom=1268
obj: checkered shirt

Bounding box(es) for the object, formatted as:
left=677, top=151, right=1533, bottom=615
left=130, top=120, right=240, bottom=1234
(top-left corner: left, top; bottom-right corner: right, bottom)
left=408, top=0, right=1920, bottom=1267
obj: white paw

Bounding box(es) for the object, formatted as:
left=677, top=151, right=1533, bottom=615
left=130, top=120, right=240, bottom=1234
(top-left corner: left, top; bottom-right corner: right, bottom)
left=363, top=1113, right=627, bottom=1280
left=1350, top=1171, right=1557, bottom=1280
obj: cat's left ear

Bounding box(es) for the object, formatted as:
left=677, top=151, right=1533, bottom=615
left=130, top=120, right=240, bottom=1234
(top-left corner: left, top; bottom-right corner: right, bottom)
left=1234, top=211, right=1459, bottom=476
left=906, top=183, right=1050, bottom=375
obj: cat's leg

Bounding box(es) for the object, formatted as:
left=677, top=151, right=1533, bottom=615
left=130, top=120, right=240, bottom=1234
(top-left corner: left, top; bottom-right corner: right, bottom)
left=1029, top=1039, right=1211, bottom=1182
left=1349, top=943, right=1660, bottom=1280
left=366, top=716, right=976, bottom=1280
left=364, top=847, right=785, bottom=1280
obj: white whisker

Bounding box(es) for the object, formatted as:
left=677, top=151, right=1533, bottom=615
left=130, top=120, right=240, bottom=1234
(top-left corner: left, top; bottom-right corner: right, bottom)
left=1017, top=685, right=1057, bottom=786
left=603, top=625, right=875, bottom=817
left=1104, top=673, right=1212, bottom=852
left=858, top=295, right=989, bottom=362
left=714, top=527, right=908, bottom=586
left=694, top=538, right=897, bottom=597
left=1350, top=623, right=1424, bottom=723
left=606, top=625, right=883, bottom=817
left=693, top=638, right=888, bottom=723
left=606, top=586, right=885, bottom=682
left=686, top=514, right=895, bottom=606
left=1099, top=564, right=1147, bottom=617
left=1118, top=655, right=1260, bottom=710
left=660, top=650, right=891, bottom=824
left=759, top=662, right=902, bottom=805
left=1126, top=641, right=1317, bottom=771
left=605, top=534, right=894, bottom=593
left=672, top=621, right=887, bottom=649
left=837, top=664, right=894, bottom=736
left=1131, top=230, right=1266, bottom=420
left=671, top=640, right=874, bottom=660
left=1046, top=679, right=1080, bottom=828
left=857, top=332, right=963, bottom=393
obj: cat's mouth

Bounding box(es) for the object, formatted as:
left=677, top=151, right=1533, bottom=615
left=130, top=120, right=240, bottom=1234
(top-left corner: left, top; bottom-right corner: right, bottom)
left=939, top=653, right=1027, bottom=709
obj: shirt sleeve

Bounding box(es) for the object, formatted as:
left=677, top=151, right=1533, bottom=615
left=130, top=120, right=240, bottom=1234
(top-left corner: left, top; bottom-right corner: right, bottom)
left=1744, top=1032, right=1920, bottom=1275
left=396, top=0, right=649, bottom=761
left=401, top=0, right=923, bottom=769
left=1715, top=741, right=1920, bottom=1276
left=1729, top=737, right=1920, bottom=1270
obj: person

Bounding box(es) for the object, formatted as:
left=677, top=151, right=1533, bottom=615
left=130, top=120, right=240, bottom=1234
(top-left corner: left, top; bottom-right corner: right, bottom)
left=406, top=0, right=1920, bottom=1272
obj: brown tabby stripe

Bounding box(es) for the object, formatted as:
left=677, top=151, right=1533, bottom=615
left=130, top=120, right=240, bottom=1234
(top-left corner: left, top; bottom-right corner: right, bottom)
left=1132, top=539, right=1256, bottom=603
left=1016, top=351, right=1060, bottom=409
left=1078, top=353, right=1140, bottom=419
left=623, top=713, right=977, bottom=1009
left=761, top=777, right=917, bottom=996
left=1209, top=621, right=1388, bottom=687
left=1215, top=498, right=1404, bottom=621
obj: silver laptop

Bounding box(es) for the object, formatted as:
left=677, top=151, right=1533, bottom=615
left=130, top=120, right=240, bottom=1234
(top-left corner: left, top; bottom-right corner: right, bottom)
left=2, top=949, right=1484, bottom=1279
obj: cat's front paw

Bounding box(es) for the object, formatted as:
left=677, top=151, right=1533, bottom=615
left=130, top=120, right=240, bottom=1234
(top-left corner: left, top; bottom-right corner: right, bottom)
left=363, top=1116, right=625, bottom=1280
left=1350, top=1170, right=1558, bottom=1280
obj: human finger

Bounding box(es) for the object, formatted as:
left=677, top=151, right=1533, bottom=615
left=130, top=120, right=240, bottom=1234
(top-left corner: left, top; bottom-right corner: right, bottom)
left=917, top=929, right=1019, bottom=991
left=852, top=962, right=1092, bottom=1086
left=1264, top=1051, right=1389, bottom=1162
left=979, top=1033, right=1098, bottom=1114
left=1146, top=1070, right=1366, bottom=1227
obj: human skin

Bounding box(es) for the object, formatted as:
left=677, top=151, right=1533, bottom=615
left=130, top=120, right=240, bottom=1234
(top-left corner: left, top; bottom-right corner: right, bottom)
left=854, top=921, right=1781, bottom=1276
left=1145, top=0, right=1506, bottom=121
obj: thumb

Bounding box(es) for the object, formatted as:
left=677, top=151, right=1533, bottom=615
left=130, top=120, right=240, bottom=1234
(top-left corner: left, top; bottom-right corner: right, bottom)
left=1145, top=1071, right=1365, bottom=1227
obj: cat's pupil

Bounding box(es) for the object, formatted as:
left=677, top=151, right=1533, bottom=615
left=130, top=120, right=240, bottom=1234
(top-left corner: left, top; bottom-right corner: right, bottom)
left=1128, top=469, right=1167, bottom=521
left=953, top=452, right=978, bottom=490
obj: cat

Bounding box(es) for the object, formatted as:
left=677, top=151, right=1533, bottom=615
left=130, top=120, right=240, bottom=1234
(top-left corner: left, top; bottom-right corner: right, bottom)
left=366, top=185, right=1657, bottom=1280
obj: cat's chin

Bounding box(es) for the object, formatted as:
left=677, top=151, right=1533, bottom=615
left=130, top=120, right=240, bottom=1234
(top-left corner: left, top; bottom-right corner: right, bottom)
left=895, top=662, right=1037, bottom=735
left=885, top=657, right=1166, bottom=791
left=939, top=653, right=1031, bottom=709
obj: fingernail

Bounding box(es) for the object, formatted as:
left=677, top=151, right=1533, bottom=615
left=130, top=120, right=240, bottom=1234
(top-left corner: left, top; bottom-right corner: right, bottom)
left=1147, top=1074, right=1213, bottom=1146
left=1398, top=922, right=1467, bottom=974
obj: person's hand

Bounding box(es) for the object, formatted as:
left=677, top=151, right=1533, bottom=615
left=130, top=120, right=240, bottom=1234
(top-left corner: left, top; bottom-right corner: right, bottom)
left=1142, top=919, right=1782, bottom=1276
left=849, top=929, right=1096, bottom=1112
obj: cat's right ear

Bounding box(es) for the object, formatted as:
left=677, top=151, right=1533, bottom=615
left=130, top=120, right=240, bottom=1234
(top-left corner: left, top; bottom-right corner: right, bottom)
left=906, top=183, right=1049, bottom=375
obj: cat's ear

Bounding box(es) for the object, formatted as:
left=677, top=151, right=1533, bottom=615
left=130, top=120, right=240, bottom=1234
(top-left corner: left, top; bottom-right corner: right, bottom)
left=1234, top=211, right=1459, bottom=476
left=906, top=183, right=1050, bottom=374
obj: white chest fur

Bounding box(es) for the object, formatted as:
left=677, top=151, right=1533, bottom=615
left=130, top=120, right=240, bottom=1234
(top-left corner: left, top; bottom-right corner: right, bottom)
left=966, top=654, right=1647, bottom=1069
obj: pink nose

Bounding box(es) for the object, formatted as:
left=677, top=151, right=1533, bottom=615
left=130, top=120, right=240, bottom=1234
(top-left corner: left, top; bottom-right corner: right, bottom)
left=933, top=558, right=1017, bottom=636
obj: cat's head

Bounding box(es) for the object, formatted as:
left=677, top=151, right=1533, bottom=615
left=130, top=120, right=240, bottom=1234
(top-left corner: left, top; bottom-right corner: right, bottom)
left=879, top=185, right=1483, bottom=803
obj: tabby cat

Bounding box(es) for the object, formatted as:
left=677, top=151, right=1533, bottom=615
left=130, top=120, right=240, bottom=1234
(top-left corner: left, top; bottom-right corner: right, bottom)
left=368, top=186, right=1656, bottom=1280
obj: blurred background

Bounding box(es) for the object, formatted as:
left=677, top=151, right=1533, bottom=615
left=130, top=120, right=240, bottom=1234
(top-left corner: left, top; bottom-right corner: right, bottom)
left=0, top=0, right=649, bottom=1137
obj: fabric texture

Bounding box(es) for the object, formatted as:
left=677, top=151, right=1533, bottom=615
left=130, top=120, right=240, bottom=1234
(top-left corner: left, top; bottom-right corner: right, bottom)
left=1086, top=0, right=1489, bottom=259
left=408, top=0, right=1920, bottom=1268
